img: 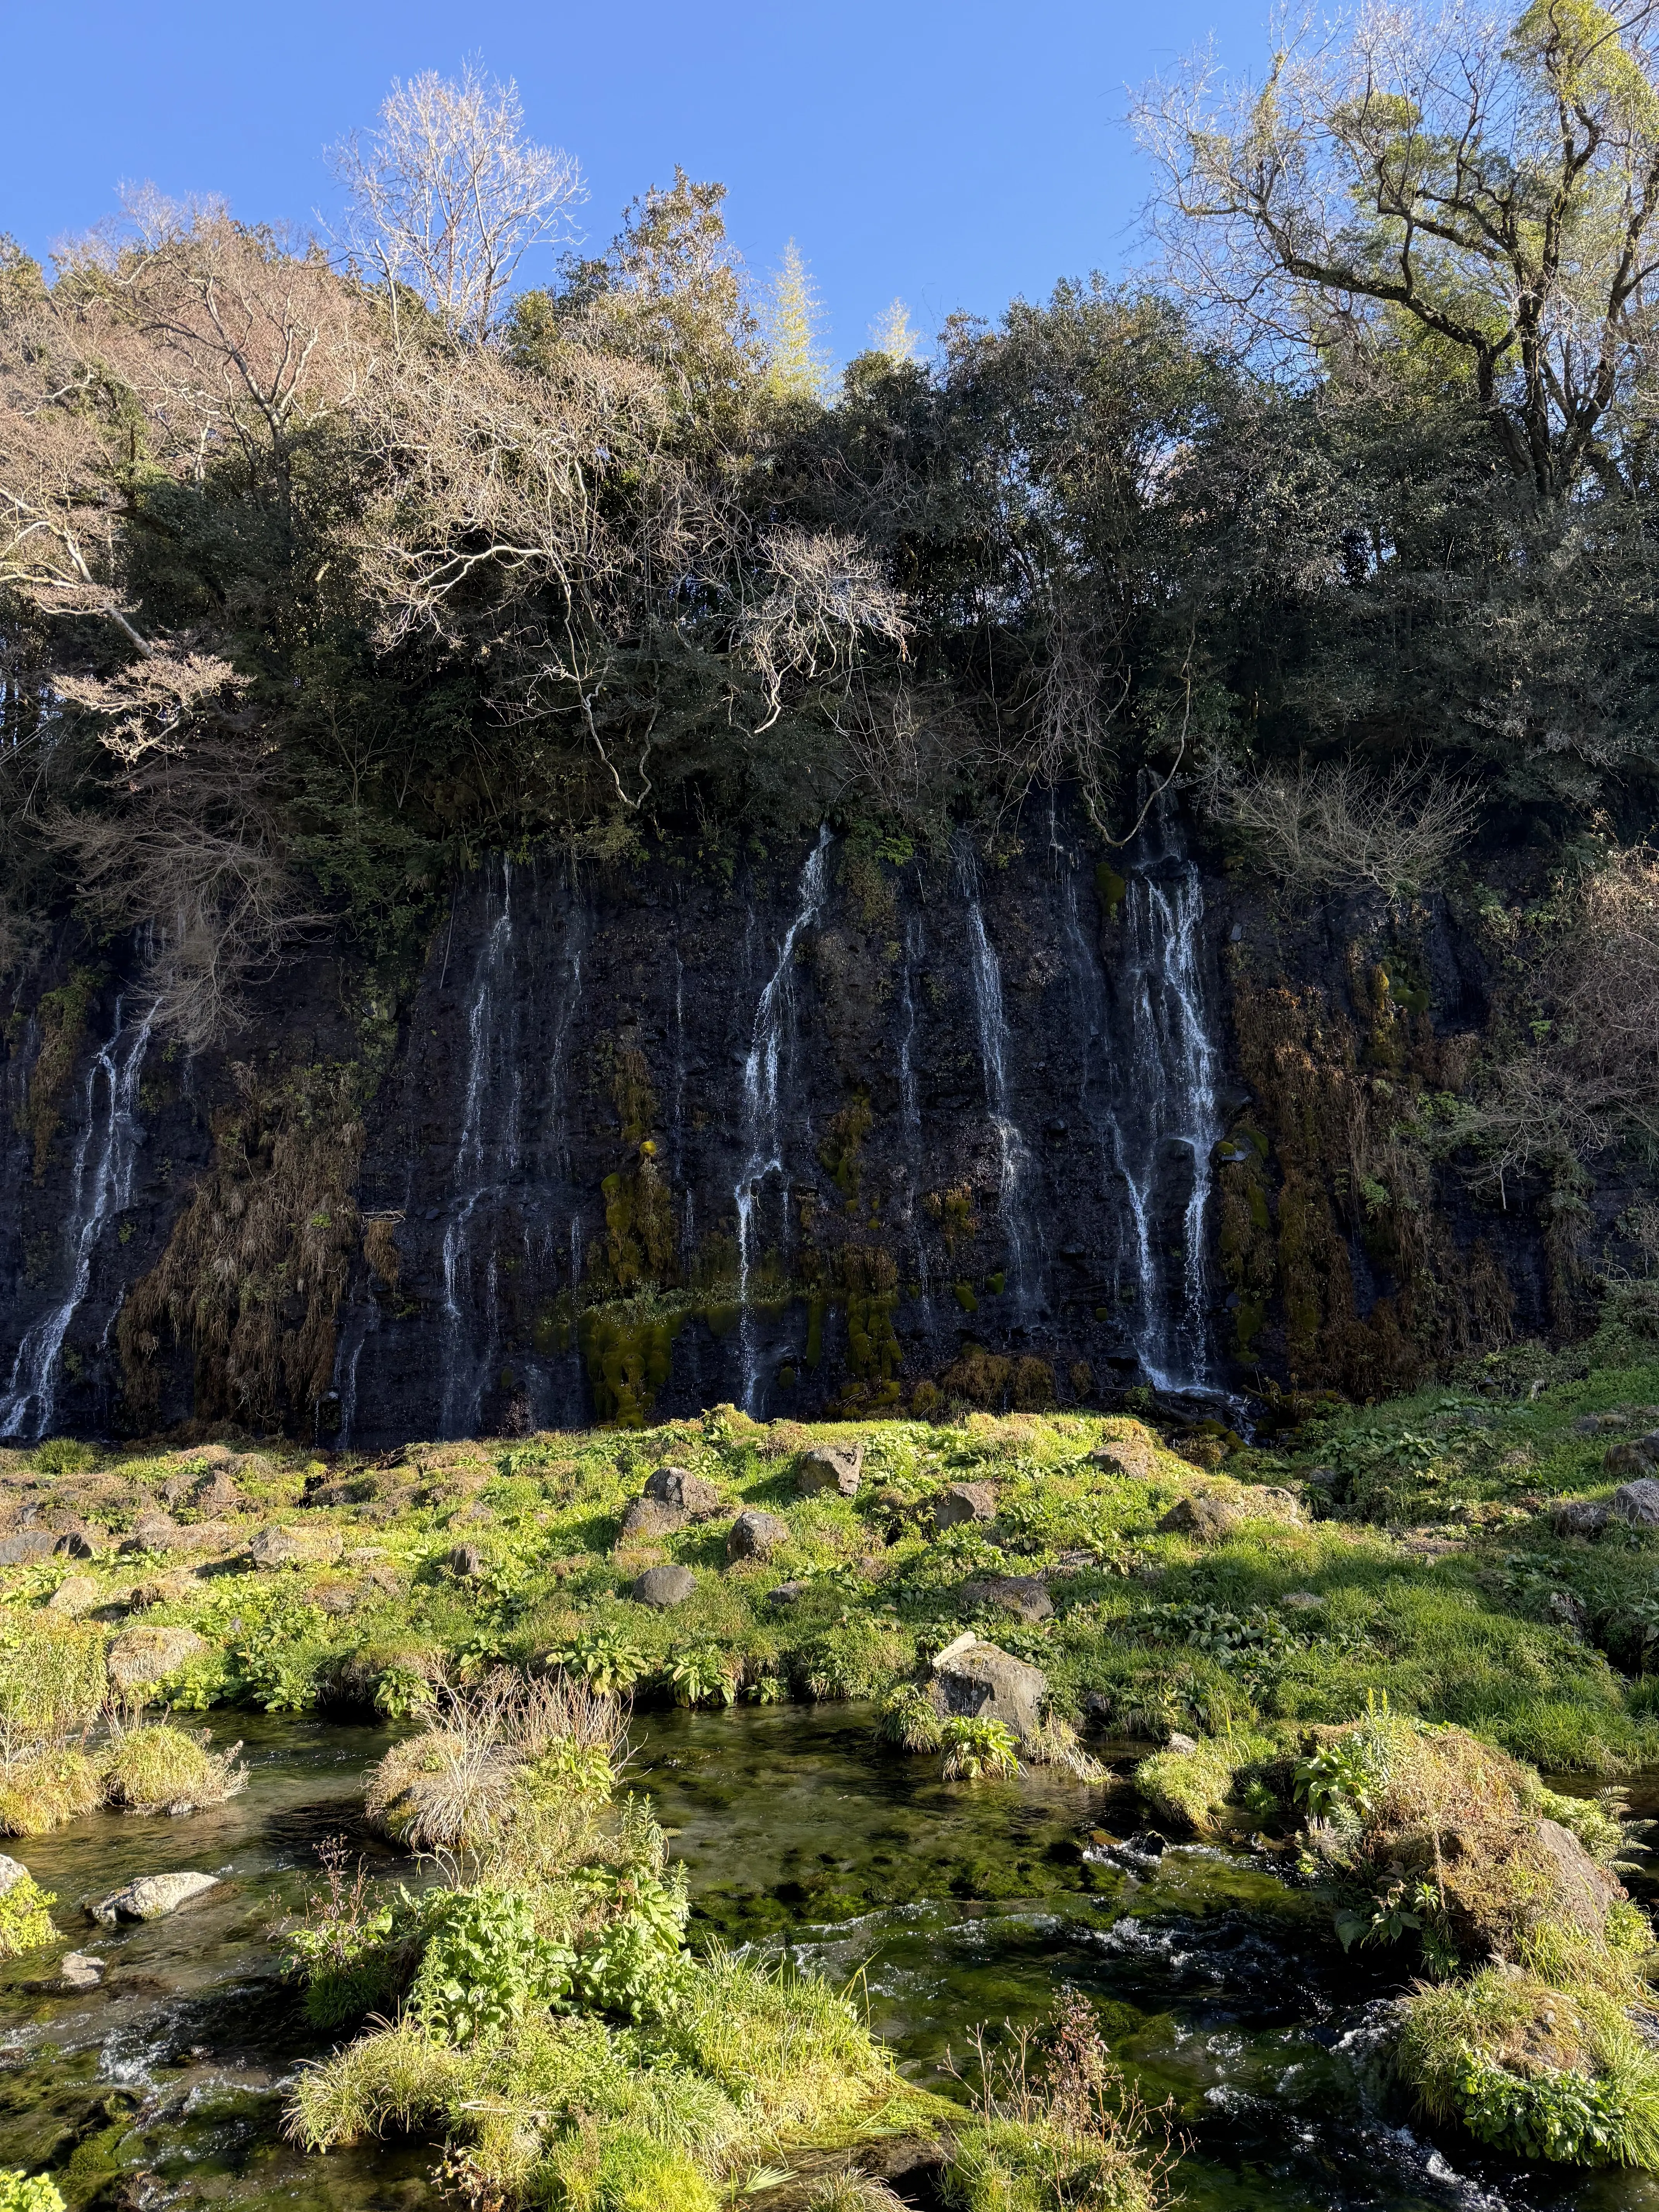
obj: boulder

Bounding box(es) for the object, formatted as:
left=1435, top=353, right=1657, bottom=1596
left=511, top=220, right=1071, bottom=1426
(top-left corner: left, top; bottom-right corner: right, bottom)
left=934, top=1482, right=996, bottom=1530
left=45, top=1575, right=100, bottom=1618
left=0, top=1853, right=29, bottom=1896
left=249, top=1525, right=343, bottom=1570
left=632, top=1565, right=696, bottom=1609
left=766, top=1582, right=808, bottom=1605
left=643, top=1466, right=723, bottom=1520
left=619, top=1498, right=684, bottom=1543
left=447, top=1543, right=486, bottom=1580
left=88, top=1872, right=219, bottom=1925
left=120, top=1513, right=186, bottom=1554
left=53, top=1530, right=100, bottom=1561
left=1551, top=1498, right=1611, bottom=1537
left=1166, top=1731, right=1200, bottom=1756
left=929, top=1636, right=1047, bottom=1745
left=127, top=1570, right=196, bottom=1610
left=962, top=1574, right=1053, bottom=1623
left=1157, top=1490, right=1239, bottom=1540
left=108, top=1623, right=207, bottom=1693
left=1573, top=1412, right=1628, bottom=1436
left=1612, top=1479, right=1659, bottom=1529
left=1089, top=1424, right=1158, bottom=1480
left=0, top=1533, right=56, bottom=1566
left=1534, top=1818, right=1626, bottom=1937
left=1547, top=1590, right=1589, bottom=1634
left=797, top=1443, right=864, bottom=1499
left=56, top=1952, right=102, bottom=1991
left=727, top=1508, right=789, bottom=1561
left=1604, top=1434, right=1659, bottom=1479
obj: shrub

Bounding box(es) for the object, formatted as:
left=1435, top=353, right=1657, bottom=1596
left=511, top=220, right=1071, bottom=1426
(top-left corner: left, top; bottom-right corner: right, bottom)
left=100, top=1722, right=246, bottom=1813
left=0, top=1875, right=56, bottom=1958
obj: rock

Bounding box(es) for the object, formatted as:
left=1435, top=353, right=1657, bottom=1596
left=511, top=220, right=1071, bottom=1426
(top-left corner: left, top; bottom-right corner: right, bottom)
left=0, top=1533, right=56, bottom=1566
left=1574, top=1412, right=1628, bottom=1435
left=619, top=1498, right=684, bottom=1543
left=1534, top=1818, right=1626, bottom=1936
left=797, top=1443, right=864, bottom=1498
left=1166, top=1731, right=1200, bottom=1755
left=1281, top=1590, right=1327, bottom=1610
left=56, top=1952, right=103, bottom=1991
left=934, top=1481, right=997, bottom=1530
left=1551, top=1498, right=1611, bottom=1537
left=1612, top=1479, right=1659, bottom=1529
left=643, top=1466, right=723, bottom=1520
left=191, top=1472, right=244, bottom=1514
left=53, top=1530, right=100, bottom=1561
left=1302, top=1466, right=1340, bottom=1489
left=45, top=1574, right=100, bottom=1617
left=1158, top=1490, right=1240, bottom=1540
left=0, top=1854, right=29, bottom=1895
left=447, top=1543, right=486, bottom=1579
left=127, top=1570, right=195, bottom=1609
left=929, top=1637, right=1048, bottom=1745
left=727, top=1508, right=789, bottom=1561
left=766, top=1581, right=809, bottom=1605
left=962, top=1574, right=1053, bottom=1623
left=88, top=1872, right=219, bottom=1925
left=248, top=1525, right=343, bottom=1570
left=1089, top=1424, right=1159, bottom=1480
left=314, top=1582, right=364, bottom=1616
left=1547, top=1589, right=1589, bottom=1633
left=107, top=1623, right=207, bottom=1693
left=120, top=1513, right=186, bottom=1554
left=1604, top=1434, right=1659, bottom=1479
left=632, top=1565, right=696, bottom=1608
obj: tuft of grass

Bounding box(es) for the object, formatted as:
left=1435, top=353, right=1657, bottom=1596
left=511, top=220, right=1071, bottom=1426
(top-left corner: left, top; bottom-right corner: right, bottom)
left=1134, top=1732, right=1276, bottom=1837
left=0, top=1747, right=100, bottom=1836
left=100, top=1721, right=246, bottom=1814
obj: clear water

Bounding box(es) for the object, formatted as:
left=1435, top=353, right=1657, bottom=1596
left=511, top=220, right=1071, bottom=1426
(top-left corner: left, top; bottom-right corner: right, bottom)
left=0, top=1707, right=1654, bottom=2212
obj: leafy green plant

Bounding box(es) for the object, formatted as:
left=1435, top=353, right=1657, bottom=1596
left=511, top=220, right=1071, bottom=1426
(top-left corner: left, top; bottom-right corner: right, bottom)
left=1454, top=2051, right=1627, bottom=2163
left=570, top=1867, right=690, bottom=2023
left=0, top=1875, right=55, bottom=1959
left=373, top=1664, right=436, bottom=1721
left=668, top=1643, right=736, bottom=1709
left=940, top=1716, right=1020, bottom=1782
left=555, top=1627, right=649, bottom=1697
left=1294, top=1735, right=1381, bottom=1823
left=0, top=2173, right=65, bottom=2212
left=409, top=1887, right=574, bottom=2046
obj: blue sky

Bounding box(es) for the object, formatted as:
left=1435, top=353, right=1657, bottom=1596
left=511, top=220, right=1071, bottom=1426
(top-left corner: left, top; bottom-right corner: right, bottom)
left=1, top=0, right=1268, bottom=361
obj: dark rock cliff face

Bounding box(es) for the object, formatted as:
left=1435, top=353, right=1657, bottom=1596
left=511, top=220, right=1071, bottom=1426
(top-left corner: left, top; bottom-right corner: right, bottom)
left=0, top=805, right=1555, bottom=1445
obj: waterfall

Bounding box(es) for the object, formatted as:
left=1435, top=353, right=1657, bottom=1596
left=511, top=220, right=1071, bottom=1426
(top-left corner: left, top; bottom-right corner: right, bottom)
left=959, top=866, right=1035, bottom=1307
left=0, top=996, right=153, bottom=1439
left=1110, top=814, right=1224, bottom=1395
left=734, top=827, right=831, bottom=1411
left=439, top=860, right=519, bottom=1436
left=898, top=914, right=934, bottom=1309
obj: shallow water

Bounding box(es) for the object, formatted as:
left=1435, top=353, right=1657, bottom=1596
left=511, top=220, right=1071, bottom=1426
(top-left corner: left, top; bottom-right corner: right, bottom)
left=0, top=1707, right=1651, bottom=2212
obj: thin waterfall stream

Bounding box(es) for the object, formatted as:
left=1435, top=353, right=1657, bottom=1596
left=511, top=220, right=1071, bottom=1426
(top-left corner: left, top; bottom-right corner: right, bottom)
left=0, top=996, right=152, bottom=1440
left=960, top=865, right=1036, bottom=1309
left=734, top=828, right=831, bottom=1412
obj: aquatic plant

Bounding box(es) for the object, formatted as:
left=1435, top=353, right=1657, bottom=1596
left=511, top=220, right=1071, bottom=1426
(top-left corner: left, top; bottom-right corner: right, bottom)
left=0, top=2173, right=65, bottom=2212
left=940, top=1716, right=1020, bottom=1781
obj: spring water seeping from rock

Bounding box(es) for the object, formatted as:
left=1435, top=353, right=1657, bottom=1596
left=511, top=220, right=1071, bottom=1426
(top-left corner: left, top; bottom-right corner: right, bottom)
left=734, top=827, right=831, bottom=1412
left=959, top=859, right=1037, bottom=1309
left=0, top=996, right=153, bottom=1439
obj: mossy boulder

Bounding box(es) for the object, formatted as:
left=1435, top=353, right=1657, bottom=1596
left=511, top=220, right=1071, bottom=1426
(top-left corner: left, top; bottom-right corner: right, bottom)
left=108, top=1624, right=207, bottom=1693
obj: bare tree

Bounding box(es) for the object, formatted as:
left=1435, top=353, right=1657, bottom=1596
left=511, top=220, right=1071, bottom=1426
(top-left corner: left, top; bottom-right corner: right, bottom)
left=331, top=63, right=583, bottom=343
left=1209, top=756, right=1482, bottom=907
left=1135, top=0, right=1659, bottom=494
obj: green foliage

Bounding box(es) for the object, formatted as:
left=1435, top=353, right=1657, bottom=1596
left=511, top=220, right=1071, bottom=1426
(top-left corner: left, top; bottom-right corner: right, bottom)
left=410, top=1887, right=575, bottom=2046
left=0, top=2173, right=65, bottom=2212
left=667, top=1643, right=736, bottom=1709
left=940, top=1717, right=1020, bottom=1781
left=1451, top=2052, right=1655, bottom=2166
left=556, top=1626, right=650, bottom=1697
left=373, top=1663, right=436, bottom=1721
left=0, top=1876, right=55, bottom=1959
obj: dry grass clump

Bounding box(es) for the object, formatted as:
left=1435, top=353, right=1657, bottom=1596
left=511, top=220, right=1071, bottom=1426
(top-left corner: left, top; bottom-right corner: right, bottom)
left=0, top=1620, right=107, bottom=1754
left=364, top=1674, right=627, bottom=1862
left=0, top=1747, right=101, bottom=1836
left=100, top=1720, right=246, bottom=1814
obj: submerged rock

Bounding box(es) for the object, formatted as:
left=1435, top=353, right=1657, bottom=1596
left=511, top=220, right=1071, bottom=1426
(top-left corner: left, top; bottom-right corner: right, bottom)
left=929, top=1635, right=1047, bottom=1745
left=108, top=1623, right=207, bottom=1692
left=643, top=1466, right=723, bottom=1519
left=55, top=1952, right=103, bottom=1990
left=632, top=1565, right=696, bottom=1608
left=934, top=1481, right=996, bottom=1529
left=727, top=1509, right=788, bottom=1561
left=797, top=1443, right=864, bottom=1498
left=88, top=1871, right=219, bottom=1925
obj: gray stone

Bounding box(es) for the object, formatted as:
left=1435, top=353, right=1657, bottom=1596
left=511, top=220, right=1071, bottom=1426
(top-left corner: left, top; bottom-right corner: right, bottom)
left=619, top=1498, right=684, bottom=1543
left=643, top=1466, right=723, bottom=1520
left=46, top=1574, right=100, bottom=1617
left=1534, top=1818, right=1626, bottom=1935
left=1166, top=1731, right=1200, bottom=1756
left=57, top=1952, right=102, bottom=1990
left=934, top=1482, right=997, bottom=1530
left=107, top=1623, right=207, bottom=1692
left=1281, top=1590, right=1327, bottom=1610
left=0, top=1533, right=55, bottom=1566
left=1613, top=1479, right=1659, bottom=1529
left=88, top=1872, right=219, bottom=1925
left=1302, top=1466, right=1340, bottom=1489
left=121, top=1514, right=186, bottom=1554
left=797, top=1443, right=864, bottom=1498
left=1605, top=1434, right=1659, bottom=1479
left=53, top=1530, right=100, bottom=1561
left=632, top=1565, right=696, bottom=1609
left=1158, top=1490, right=1240, bottom=1540
left=1574, top=1412, right=1628, bottom=1436
left=929, top=1636, right=1048, bottom=1745
left=447, top=1543, right=486, bottom=1579
left=766, top=1582, right=809, bottom=1605
left=0, top=1853, right=29, bottom=1896
left=1547, top=1589, right=1589, bottom=1633
left=727, top=1508, right=789, bottom=1561
left=1551, top=1498, right=1611, bottom=1537
left=249, top=1525, right=343, bottom=1570
left=962, top=1574, right=1053, bottom=1623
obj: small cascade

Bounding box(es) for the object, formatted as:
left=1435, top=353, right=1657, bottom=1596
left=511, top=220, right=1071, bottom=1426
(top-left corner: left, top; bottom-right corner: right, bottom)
left=734, top=827, right=831, bottom=1411
left=439, top=860, right=519, bottom=1436
left=959, top=866, right=1036, bottom=1307
left=897, top=914, right=935, bottom=1313
left=0, top=996, right=152, bottom=1439
left=1109, top=808, right=1225, bottom=1395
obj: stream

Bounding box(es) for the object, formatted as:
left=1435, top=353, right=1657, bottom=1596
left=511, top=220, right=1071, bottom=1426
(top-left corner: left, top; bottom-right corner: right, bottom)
left=0, top=1708, right=1652, bottom=2212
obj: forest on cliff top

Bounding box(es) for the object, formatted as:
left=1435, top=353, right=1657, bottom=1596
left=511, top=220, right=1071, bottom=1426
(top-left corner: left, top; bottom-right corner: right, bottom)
left=4, top=0, right=1659, bottom=1307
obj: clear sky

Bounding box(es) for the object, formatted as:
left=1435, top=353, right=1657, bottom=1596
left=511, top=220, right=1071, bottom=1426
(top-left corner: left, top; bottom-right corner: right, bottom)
left=0, top=0, right=1269, bottom=361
